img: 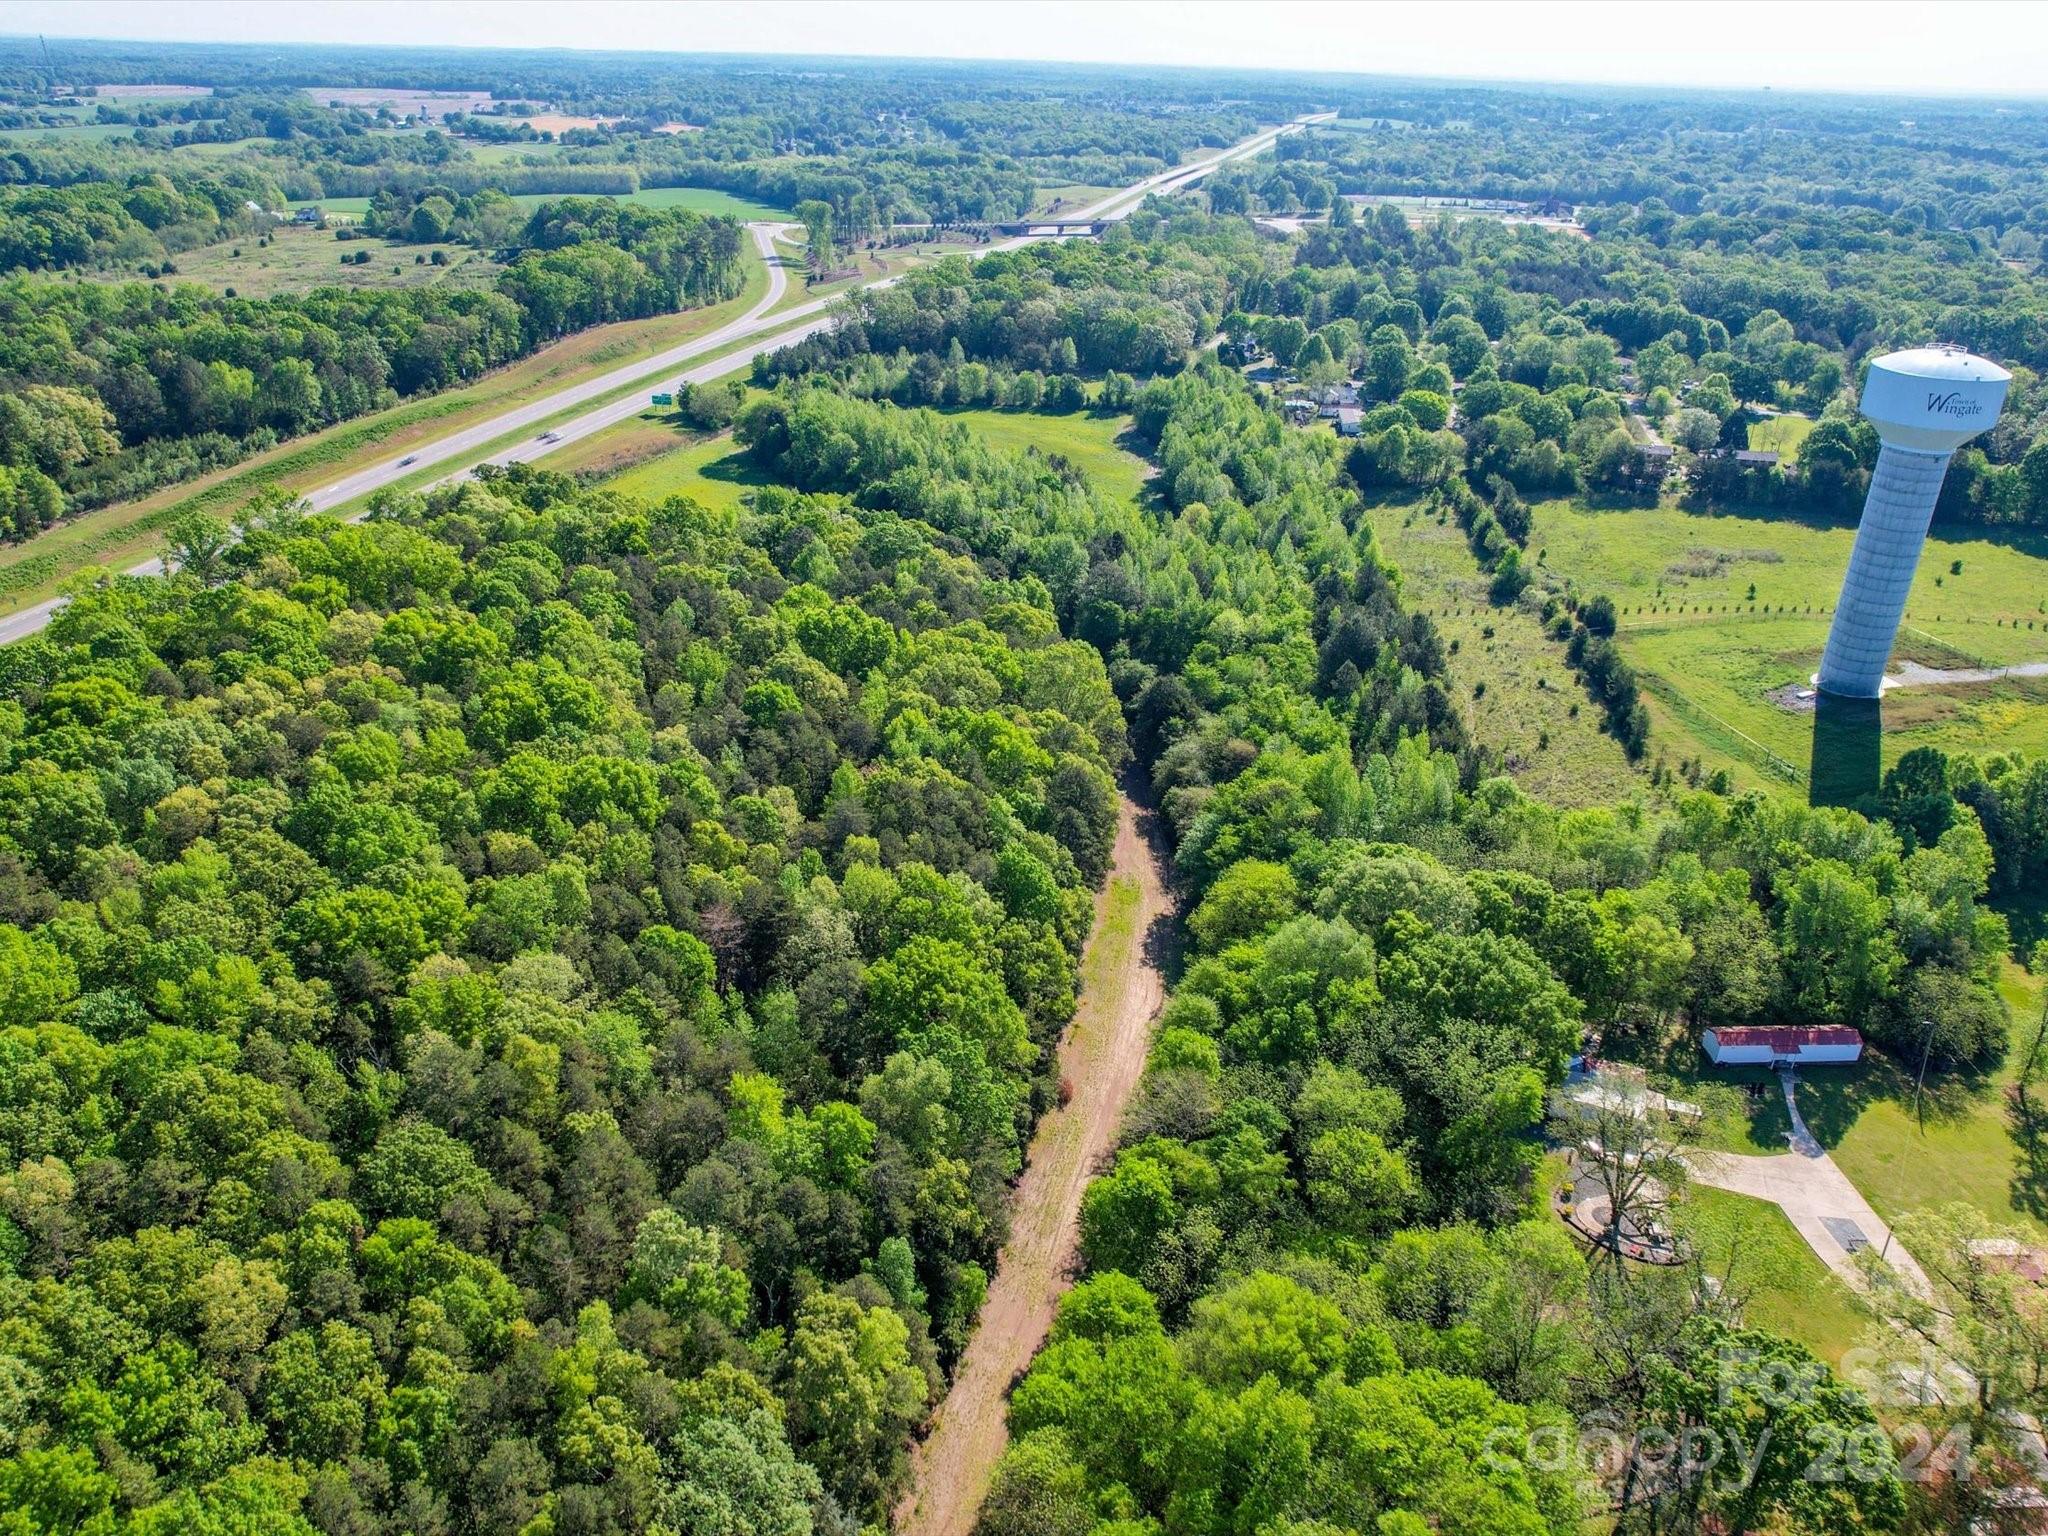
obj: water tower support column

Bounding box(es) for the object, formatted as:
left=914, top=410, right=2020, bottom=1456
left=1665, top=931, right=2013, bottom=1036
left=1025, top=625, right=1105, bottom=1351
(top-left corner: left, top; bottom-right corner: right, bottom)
left=1815, top=443, right=1951, bottom=698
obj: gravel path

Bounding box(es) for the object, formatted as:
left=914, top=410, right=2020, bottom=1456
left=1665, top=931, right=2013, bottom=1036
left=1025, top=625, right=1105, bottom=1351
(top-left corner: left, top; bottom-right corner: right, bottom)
left=893, top=793, right=1172, bottom=1536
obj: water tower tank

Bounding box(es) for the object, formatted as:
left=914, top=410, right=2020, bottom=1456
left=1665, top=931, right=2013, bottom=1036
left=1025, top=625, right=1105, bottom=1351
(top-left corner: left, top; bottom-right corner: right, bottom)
left=1814, top=346, right=2009, bottom=698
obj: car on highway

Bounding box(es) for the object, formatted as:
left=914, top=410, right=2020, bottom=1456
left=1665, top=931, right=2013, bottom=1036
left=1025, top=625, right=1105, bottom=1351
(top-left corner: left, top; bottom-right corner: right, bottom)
left=397, top=455, right=416, bottom=467
left=537, top=430, right=561, bottom=443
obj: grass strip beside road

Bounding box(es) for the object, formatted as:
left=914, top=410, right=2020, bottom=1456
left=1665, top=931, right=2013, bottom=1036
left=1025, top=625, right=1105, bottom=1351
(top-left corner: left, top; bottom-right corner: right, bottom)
left=325, top=319, right=802, bottom=516
left=0, top=249, right=773, bottom=613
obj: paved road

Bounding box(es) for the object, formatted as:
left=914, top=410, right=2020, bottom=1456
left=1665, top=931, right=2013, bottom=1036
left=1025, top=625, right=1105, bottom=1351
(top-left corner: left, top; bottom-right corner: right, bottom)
left=0, top=223, right=797, bottom=646
left=425, top=118, right=1319, bottom=489
left=1688, top=1070, right=1932, bottom=1299
left=1887, top=658, right=2048, bottom=690
left=0, top=116, right=1317, bottom=646
left=893, top=793, right=1172, bottom=1536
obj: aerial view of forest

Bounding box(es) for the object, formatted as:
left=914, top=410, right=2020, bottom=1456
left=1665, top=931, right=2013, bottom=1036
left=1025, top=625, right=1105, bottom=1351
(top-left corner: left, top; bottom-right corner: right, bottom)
left=0, top=9, right=2046, bottom=1536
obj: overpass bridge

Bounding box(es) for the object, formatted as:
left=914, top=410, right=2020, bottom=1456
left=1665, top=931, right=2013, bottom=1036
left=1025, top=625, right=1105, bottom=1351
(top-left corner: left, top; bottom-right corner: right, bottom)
left=990, top=218, right=1109, bottom=237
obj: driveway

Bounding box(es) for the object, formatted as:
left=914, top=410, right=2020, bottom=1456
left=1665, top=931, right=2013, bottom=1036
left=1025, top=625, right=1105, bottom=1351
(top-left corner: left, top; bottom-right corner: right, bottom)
left=1688, top=1069, right=1932, bottom=1300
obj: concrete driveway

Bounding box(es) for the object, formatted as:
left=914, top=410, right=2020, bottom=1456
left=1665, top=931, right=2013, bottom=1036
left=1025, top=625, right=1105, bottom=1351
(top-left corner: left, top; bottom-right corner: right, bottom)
left=1688, top=1069, right=1932, bottom=1300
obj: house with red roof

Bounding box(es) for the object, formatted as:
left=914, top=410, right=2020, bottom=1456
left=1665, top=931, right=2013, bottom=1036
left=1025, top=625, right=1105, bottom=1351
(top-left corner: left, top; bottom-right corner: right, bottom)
left=1700, top=1025, right=1863, bottom=1066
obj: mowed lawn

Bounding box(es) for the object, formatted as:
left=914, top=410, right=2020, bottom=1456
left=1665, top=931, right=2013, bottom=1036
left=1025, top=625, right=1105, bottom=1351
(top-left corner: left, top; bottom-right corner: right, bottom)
left=1619, top=963, right=2045, bottom=1245
left=503, top=187, right=788, bottom=220
left=940, top=407, right=1150, bottom=508
left=1673, top=1186, right=1871, bottom=1367
left=1364, top=498, right=1643, bottom=807
left=1747, top=413, right=1816, bottom=463
left=1531, top=496, right=2048, bottom=792
left=604, top=433, right=772, bottom=511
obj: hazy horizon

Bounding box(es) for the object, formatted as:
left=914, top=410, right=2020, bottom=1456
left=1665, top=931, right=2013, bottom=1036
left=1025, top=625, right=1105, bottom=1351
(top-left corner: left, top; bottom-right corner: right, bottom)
left=1, top=0, right=2044, bottom=101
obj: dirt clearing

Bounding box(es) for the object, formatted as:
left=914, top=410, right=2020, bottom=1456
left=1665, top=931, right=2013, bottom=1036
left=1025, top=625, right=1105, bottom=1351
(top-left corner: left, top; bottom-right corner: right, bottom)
left=893, top=792, right=1172, bottom=1536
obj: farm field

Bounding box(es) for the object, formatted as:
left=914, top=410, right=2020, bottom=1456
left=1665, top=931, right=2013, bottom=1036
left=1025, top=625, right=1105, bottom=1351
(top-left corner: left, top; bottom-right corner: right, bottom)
left=303, top=85, right=496, bottom=115
left=77, top=223, right=502, bottom=296
left=503, top=186, right=789, bottom=219
left=461, top=140, right=566, bottom=164
left=291, top=196, right=372, bottom=216
left=0, top=120, right=139, bottom=144
left=619, top=186, right=787, bottom=218
left=1531, top=496, right=2048, bottom=792
left=1363, top=497, right=1644, bottom=806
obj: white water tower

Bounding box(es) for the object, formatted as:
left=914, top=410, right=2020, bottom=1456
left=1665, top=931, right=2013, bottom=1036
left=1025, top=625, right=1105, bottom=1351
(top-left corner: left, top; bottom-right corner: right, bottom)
left=1815, top=345, right=2009, bottom=698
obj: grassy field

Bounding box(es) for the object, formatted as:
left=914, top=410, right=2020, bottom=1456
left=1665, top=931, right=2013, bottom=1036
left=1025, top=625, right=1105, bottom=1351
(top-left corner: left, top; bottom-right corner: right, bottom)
left=942, top=407, right=1151, bottom=507
left=462, top=141, right=566, bottom=165
left=1363, top=498, right=1644, bottom=806
left=292, top=196, right=372, bottom=216
left=0, top=121, right=139, bottom=144
left=761, top=239, right=965, bottom=315
left=80, top=224, right=502, bottom=297
left=1747, top=413, right=1816, bottom=463
left=169, top=137, right=273, bottom=161
left=501, top=187, right=789, bottom=219
left=1027, top=183, right=1118, bottom=216
left=589, top=404, right=1150, bottom=517
left=1531, top=496, right=2048, bottom=792
left=602, top=433, right=772, bottom=511
left=1673, top=1186, right=1872, bottom=1366
left=622, top=186, right=787, bottom=218
left=0, top=246, right=773, bottom=614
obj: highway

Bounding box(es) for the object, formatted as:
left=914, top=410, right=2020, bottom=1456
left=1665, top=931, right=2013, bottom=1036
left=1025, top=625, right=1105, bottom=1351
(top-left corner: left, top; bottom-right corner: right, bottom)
left=0, top=114, right=1323, bottom=646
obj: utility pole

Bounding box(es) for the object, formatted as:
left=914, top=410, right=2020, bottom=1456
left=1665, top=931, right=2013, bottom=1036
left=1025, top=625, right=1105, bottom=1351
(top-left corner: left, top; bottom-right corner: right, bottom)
left=1913, top=1016, right=1935, bottom=1131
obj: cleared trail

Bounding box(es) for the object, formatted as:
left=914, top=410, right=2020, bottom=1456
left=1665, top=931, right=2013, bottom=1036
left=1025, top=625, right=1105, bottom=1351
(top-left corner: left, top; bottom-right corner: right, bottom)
left=893, top=792, right=1173, bottom=1536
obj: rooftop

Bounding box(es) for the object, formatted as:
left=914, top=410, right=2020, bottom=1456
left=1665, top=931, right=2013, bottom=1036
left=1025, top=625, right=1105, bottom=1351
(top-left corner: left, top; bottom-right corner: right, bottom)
left=1708, top=1025, right=1862, bottom=1048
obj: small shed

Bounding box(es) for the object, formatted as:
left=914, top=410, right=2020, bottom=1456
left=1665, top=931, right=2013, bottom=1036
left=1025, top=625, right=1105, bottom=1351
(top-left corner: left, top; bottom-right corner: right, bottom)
left=1701, top=1025, right=1862, bottom=1066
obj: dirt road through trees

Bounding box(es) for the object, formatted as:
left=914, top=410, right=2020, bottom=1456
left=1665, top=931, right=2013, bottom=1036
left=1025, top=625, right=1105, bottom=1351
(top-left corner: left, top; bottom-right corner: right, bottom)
left=893, top=792, right=1172, bottom=1536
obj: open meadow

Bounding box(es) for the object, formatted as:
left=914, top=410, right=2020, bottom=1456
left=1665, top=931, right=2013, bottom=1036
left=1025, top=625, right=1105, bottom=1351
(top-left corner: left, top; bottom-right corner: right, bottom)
left=1365, top=496, right=1645, bottom=805
left=1531, top=495, right=2048, bottom=793
left=73, top=222, right=503, bottom=296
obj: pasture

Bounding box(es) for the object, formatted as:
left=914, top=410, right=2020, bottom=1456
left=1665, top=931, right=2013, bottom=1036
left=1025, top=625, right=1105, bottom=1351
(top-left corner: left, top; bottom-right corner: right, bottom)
left=1531, top=496, right=2048, bottom=792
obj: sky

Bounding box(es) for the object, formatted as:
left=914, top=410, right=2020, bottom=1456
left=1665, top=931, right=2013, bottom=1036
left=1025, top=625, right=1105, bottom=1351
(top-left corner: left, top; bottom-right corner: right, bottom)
left=1, top=0, right=2043, bottom=99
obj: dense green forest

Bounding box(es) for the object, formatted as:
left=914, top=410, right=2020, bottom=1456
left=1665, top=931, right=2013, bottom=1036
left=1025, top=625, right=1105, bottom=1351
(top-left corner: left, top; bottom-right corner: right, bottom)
left=2, top=343, right=2042, bottom=1534
left=3, top=35, right=2048, bottom=1536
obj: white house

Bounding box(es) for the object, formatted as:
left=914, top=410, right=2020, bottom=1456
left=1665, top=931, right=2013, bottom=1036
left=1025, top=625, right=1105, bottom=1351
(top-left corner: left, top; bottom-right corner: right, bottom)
left=1700, top=1025, right=1863, bottom=1067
